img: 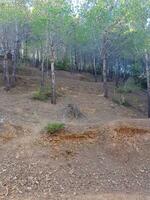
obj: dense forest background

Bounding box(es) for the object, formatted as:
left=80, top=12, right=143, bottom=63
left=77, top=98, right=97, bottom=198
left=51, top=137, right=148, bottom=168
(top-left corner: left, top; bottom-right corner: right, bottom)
left=0, top=0, right=150, bottom=116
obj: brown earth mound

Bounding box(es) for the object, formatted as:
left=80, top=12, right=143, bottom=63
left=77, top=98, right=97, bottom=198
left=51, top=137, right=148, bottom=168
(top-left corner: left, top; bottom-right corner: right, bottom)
left=114, top=126, right=149, bottom=136
left=40, top=128, right=98, bottom=146
left=102, top=119, right=150, bottom=157
left=107, top=119, right=150, bottom=137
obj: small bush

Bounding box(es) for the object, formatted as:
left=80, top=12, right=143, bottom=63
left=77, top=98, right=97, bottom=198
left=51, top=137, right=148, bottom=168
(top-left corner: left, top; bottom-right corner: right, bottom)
left=112, top=97, right=121, bottom=105
left=32, top=87, right=51, bottom=101
left=117, top=78, right=140, bottom=94
left=117, top=86, right=132, bottom=94
left=112, top=96, right=131, bottom=107
left=45, top=123, right=65, bottom=134
left=55, top=59, right=69, bottom=71
left=121, top=100, right=131, bottom=107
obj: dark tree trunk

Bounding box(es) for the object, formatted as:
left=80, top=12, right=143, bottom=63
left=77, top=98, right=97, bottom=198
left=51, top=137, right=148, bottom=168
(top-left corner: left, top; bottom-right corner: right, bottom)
left=103, top=54, right=108, bottom=98
left=93, top=55, right=97, bottom=82
left=11, top=53, right=17, bottom=87
left=24, top=40, right=28, bottom=61
left=115, top=59, right=120, bottom=87
left=3, top=57, right=6, bottom=82
left=40, top=58, right=45, bottom=89
left=3, top=55, right=10, bottom=90
left=145, top=52, right=150, bottom=118
left=46, top=57, right=49, bottom=78
left=75, top=48, right=78, bottom=71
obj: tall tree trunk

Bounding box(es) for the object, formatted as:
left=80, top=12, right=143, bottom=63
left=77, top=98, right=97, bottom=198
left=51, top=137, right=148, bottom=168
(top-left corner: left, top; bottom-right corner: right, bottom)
left=12, top=20, right=19, bottom=86
left=46, top=57, right=49, bottom=78
left=93, top=55, right=97, bottom=82
left=11, top=53, right=17, bottom=87
left=75, top=48, right=78, bottom=71
left=51, top=61, right=56, bottom=104
left=70, top=49, right=74, bottom=73
left=50, top=46, right=56, bottom=104
left=145, top=52, right=150, bottom=118
left=40, top=58, right=45, bottom=89
left=101, top=33, right=108, bottom=97
left=3, top=54, right=10, bottom=90
left=3, top=56, right=6, bottom=82
left=115, top=59, right=120, bottom=87
left=103, top=53, right=108, bottom=98
left=24, top=39, right=28, bottom=61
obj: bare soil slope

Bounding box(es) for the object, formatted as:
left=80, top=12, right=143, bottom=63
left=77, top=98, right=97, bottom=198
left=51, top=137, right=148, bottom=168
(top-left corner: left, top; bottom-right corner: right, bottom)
left=0, top=69, right=149, bottom=200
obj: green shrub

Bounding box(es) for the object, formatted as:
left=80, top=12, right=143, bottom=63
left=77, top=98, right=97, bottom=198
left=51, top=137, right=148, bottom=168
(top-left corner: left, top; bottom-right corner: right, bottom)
left=117, top=78, right=140, bottom=94
left=112, top=96, right=121, bottom=105
left=32, top=87, right=51, bottom=101
left=117, top=86, right=132, bottom=94
left=45, top=123, right=65, bottom=134
left=55, top=59, right=69, bottom=71
left=121, top=100, right=131, bottom=107
left=112, top=96, right=131, bottom=107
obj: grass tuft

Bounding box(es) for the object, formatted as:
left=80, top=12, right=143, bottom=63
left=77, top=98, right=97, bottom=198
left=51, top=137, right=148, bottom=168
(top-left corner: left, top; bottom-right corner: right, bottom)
left=45, top=123, right=65, bottom=135
left=32, top=87, right=51, bottom=101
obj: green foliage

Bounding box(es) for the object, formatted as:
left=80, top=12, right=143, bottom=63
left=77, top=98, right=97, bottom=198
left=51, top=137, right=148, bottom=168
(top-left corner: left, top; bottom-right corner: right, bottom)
left=121, top=99, right=131, bottom=107
left=30, top=0, right=71, bottom=53
left=112, top=96, right=121, bottom=105
left=45, top=123, right=65, bottom=135
left=117, top=78, right=141, bottom=94
left=55, top=59, right=69, bottom=71
left=112, top=96, right=131, bottom=107
left=139, top=76, right=147, bottom=89
left=32, top=87, right=51, bottom=101
left=130, top=63, right=142, bottom=82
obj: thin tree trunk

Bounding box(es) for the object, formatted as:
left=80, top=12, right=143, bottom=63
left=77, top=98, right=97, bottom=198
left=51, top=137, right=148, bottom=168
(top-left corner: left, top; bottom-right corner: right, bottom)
left=40, top=58, right=45, bottom=89
left=93, top=55, right=97, bottom=82
left=145, top=52, right=150, bottom=118
left=46, top=57, right=49, bottom=78
left=3, top=56, right=6, bottom=82
left=3, top=54, right=10, bottom=90
left=115, top=59, right=120, bottom=87
left=25, top=39, right=28, bottom=61
left=12, top=19, right=19, bottom=86
left=11, top=53, right=17, bottom=87
left=103, top=54, right=108, bottom=98
left=75, top=48, right=78, bottom=71
left=46, top=20, right=49, bottom=78
left=51, top=61, right=56, bottom=104
left=12, top=63, right=17, bottom=86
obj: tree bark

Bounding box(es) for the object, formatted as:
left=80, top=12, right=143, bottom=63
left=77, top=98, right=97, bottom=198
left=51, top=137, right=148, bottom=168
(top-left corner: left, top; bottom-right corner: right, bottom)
left=3, top=56, right=6, bottom=82
left=3, top=54, right=10, bottom=91
left=103, top=53, right=108, bottom=98
left=40, top=58, right=45, bottom=89
left=93, top=55, right=97, bottom=82
left=46, top=57, right=49, bottom=78
left=51, top=61, right=56, bottom=104
left=50, top=45, right=56, bottom=104
left=101, top=32, right=108, bottom=98
left=12, top=20, right=19, bottom=86
left=115, top=59, right=120, bottom=87
left=11, top=53, right=17, bottom=87
left=145, top=52, right=150, bottom=118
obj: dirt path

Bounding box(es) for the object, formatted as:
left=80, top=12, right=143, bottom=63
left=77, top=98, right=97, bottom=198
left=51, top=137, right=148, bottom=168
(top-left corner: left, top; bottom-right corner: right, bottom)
left=0, top=70, right=149, bottom=200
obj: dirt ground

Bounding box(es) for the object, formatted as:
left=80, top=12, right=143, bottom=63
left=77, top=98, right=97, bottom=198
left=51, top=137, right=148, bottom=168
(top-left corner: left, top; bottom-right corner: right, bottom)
left=0, top=69, right=150, bottom=200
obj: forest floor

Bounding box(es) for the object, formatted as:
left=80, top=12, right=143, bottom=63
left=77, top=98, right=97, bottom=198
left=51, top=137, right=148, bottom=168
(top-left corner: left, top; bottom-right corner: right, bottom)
left=0, top=68, right=150, bottom=200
